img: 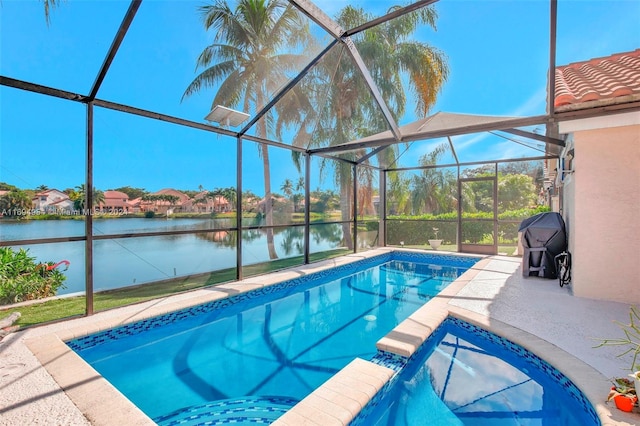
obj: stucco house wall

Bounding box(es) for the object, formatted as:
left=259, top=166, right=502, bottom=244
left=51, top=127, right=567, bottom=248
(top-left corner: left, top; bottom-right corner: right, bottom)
left=559, top=112, right=640, bottom=303
left=32, top=189, right=72, bottom=213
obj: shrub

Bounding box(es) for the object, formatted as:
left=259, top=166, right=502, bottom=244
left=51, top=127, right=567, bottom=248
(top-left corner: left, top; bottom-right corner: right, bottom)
left=498, top=205, right=551, bottom=220
left=386, top=220, right=457, bottom=245
left=0, top=247, right=67, bottom=305
left=144, top=210, right=155, bottom=218
left=386, top=206, right=550, bottom=246
left=363, top=221, right=379, bottom=231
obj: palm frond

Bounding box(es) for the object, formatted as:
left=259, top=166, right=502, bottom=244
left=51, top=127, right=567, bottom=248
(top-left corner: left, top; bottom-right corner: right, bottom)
left=182, top=60, right=239, bottom=100
left=42, top=0, right=61, bottom=26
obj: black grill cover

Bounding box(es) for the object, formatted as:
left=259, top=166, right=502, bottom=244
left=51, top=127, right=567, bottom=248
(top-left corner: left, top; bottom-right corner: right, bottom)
left=519, top=212, right=567, bottom=279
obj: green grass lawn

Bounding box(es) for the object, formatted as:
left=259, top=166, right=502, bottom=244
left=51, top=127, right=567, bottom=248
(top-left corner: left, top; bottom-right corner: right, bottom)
left=0, top=248, right=352, bottom=328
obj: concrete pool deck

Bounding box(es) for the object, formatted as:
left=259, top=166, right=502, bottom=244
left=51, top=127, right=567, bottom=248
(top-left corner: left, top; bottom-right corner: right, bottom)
left=0, top=248, right=637, bottom=425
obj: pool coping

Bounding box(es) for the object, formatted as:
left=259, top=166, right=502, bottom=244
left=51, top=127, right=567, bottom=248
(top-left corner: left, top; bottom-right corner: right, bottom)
left=23, top=249, right=637, bottom=425
left=23, top=248, right=403, bottom=425
left=275, top=255, right=638, bottom=426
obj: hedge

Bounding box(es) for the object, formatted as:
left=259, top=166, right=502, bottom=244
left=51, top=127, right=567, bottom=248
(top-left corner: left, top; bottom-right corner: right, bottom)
left=386, top=206, right=550, bottom=246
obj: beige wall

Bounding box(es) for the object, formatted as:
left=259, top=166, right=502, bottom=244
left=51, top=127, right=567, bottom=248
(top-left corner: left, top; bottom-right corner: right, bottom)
left=561, top=123, right=640, bottom=303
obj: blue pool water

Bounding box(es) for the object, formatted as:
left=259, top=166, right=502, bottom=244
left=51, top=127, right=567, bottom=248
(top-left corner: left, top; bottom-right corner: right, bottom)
left=355, top=317, right=600, bottom=426
left=68, top=252, right=478, bottom=424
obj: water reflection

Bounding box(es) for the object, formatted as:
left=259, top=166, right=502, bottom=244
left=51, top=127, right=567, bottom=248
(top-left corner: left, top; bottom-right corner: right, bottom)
left=4, top=219, right=349, bottom=295
left=280, top=227, right=303, bottom=256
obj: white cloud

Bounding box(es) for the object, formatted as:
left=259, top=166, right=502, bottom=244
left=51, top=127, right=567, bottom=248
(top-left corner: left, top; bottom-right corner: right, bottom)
left=412, top=139, right=449, bottom=157
left=506, top=86, right=547, bottom=117
left=453, top=132, right=543, bottom=163
left=492, top=141, right=532, bottom=160
left=453, top=133, right=490, bottom=152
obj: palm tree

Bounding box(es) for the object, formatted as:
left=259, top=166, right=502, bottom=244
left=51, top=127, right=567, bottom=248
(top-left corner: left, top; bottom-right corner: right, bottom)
left=222, top=187, right=237, bottom=211
left=242, top=189, right=260, bottom=212
left=280, top=179, right=293, bottom=199
left=192, top=196, right=209, bottom=212
left=291, top=177, right=304, bottom=213
left=206, top=187, right=237, bottom=213
left=73, top=184, right=105, bottom=211
left=409, top=143, right=451, bottom=215
left=184, top=0, right=313, bottom=259
left=163, top=195, right=181, bottom=213
left=207, top=188, right=225, bottom=212
left=293, top=5, right=448, bottom=248
left=63, top=187, right=80, bottom=202
left=387, top=171, right=411, bottom=215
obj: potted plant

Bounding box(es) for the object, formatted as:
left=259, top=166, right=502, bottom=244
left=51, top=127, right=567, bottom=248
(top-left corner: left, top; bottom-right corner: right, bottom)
left=608, top=377, right=637, bottom=412
left=428, top=227, right=443, bottom=250
left=595, top=305, right=640, bottom=412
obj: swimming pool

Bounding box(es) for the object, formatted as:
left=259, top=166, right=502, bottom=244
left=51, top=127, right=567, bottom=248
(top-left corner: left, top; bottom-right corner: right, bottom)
left=354, top=317, right=600, bottom=425
left=67, top=251, right=479, bottom=424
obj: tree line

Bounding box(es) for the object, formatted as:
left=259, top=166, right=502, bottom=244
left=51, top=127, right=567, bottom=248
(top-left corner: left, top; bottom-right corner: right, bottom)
left=0, top=181, right=343, bottom=217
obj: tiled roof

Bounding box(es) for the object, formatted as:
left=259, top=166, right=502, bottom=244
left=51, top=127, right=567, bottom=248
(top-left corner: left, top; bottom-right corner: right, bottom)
left=49, top=198, right=72, bottom=206
left=103, top=190, right=129, bottom=200
left=99, top=199, right=132, bottom=208
left=154, top=188, right=190, bottom=203
left=555, top=49, right=640, bottom=109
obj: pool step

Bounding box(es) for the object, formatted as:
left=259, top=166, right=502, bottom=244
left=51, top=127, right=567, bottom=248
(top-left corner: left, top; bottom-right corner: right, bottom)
left=154, top=395, right=299, bottom=426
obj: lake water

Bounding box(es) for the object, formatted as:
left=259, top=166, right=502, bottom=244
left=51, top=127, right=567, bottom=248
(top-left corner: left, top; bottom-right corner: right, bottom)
left=0, top=218, right=361, bottom=295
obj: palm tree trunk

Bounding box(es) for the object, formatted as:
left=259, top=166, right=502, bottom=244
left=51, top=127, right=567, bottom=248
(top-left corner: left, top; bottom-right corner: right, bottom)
left=261, top=143, right=278, bottom=259
left=340, top=178, right=354, bottom=250
left=253, top=86, right=278, bottom=260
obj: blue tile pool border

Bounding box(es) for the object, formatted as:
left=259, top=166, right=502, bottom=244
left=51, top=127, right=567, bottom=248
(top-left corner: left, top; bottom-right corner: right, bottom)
left=448, top=317, right=600, bottom=425
left=354, top=316, right=601, bottom=426
left=154, top=395, right=299, bottom=426
left=67, top=251, right=481, bottom=353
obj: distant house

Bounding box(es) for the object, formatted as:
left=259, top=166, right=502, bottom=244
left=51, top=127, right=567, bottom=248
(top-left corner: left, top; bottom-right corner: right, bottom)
left=48, top=198, right=76, bottom=213
left=552, top=48, right=640, bottom=303
left=128, top=197, right=142, bottom=213
left=242, top=194, right=261, bottom=212
left=98, top=190, right=134, bottom=213
left=184, top=191, right=232, bottom=213
left=257, top=195, right=290, bottom=214
left=32, top=189, right=73, bottom=213
left=140, top=188, right=190, bottom=214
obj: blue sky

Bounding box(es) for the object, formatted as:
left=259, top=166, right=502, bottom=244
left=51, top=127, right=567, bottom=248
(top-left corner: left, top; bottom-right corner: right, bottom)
left=1, top=0, right=638, bottom=195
